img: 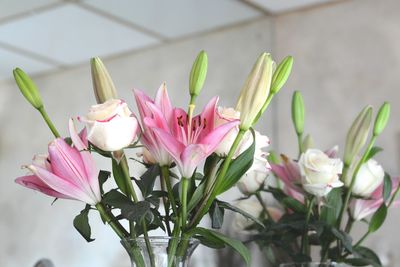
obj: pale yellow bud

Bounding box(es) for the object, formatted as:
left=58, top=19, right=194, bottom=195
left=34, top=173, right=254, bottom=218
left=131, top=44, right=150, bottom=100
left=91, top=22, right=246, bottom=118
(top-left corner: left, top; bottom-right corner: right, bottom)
left=91, top=57, right=118, bottom=104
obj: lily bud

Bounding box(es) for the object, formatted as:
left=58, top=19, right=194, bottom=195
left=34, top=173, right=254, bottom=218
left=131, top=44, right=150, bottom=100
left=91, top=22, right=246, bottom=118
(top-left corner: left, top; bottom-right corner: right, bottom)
left=291, top=91, right=305, bottom=136
left=270, top=56, right=293, bottom=95
left=236, top=52, right=274, bottom=130
left=13, top=68, right=43, bottom=109
left=91, top=57, right=118, bottom=104
left=189, top=50, right=208, bottom=101
left=302, top=134, right=314, bottom=151
left=373, top=102, right=390, bottom=136
left=344, top=106, right=373, bottom=166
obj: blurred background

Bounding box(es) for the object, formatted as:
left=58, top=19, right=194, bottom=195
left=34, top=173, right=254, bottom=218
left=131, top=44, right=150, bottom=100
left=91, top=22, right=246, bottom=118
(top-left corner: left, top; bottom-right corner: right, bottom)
left=1, top=0, right=400, bottom=266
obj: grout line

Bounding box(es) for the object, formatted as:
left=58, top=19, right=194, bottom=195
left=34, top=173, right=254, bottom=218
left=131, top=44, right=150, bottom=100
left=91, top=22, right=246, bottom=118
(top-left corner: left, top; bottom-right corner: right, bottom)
left=75, top=2, right=168, bottom=42
left=0, top=1, right=66, bottom=25
left=0, top=42, right=65, bottom=66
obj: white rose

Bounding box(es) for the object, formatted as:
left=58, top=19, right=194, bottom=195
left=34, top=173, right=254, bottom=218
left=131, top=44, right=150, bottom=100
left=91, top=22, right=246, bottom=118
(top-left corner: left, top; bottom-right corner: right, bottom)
left=233, top=199, right=283, bottom=232
left=347, top=159, right=384, bottom=197
left=79, top=99, right=139, bottom=151
left=237, top=152, right=270, bottom=194
left=299, top=149, right=344, bottom=197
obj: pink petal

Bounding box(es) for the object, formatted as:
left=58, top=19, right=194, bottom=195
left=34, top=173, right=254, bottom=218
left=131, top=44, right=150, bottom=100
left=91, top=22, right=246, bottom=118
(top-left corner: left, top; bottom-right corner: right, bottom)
left=133, top=89, right=154, bottom=123
left=154, top=83, right=173, bottom=123
left=180, top=144, right=209, bottom=178
left=69, top=118, right=87, bottom=151
left=151, top=127, right=185, bottom=164
left=28, top=165, right=96, bottom=205
left=15, top=175, right=71, bottom=199
left=199, top=96, right=219, bottom=136
left=199, top=120, right=239, bottom=153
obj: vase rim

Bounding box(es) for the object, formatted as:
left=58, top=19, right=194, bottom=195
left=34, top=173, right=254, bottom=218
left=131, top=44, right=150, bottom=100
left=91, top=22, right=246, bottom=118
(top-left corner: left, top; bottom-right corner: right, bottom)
left=121, top=236, right=200, bottom=244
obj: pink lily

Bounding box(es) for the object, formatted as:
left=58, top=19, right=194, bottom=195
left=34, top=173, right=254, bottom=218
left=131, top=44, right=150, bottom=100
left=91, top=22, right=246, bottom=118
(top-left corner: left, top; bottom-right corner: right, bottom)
left=351, top=177, right=400, bottom=220
left=15, top=119, right=101, bottom=205
left=134, top=83, right=174, bottom=166
left=270, top=155, right=303, bottom=194
left=145, top=96, right=239, bottom=178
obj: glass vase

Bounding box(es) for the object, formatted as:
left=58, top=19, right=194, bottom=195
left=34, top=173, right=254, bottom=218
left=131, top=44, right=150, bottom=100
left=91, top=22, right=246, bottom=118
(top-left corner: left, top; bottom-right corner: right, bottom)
left=122, top=236, right=199, bottom=267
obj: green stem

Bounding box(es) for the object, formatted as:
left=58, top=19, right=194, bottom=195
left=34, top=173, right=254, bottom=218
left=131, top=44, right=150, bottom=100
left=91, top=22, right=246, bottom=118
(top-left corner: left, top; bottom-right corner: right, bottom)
left=301, top=196, right=315, bottom=256
left=38, top=107, right=60, bottom=138
left=255, top=192, right=272, bottom=221
left=188, top=129, right=246, bottom=228
left=338, top=136, right=377, bottom=228
left=388, top=183, right=400, bottom=207
left=168, top=220, right=182, bottom=267
left=253, top=93, right=274, bottom=125
left=355, top=231, right=371, bottom=247
left=181, top=178, right=190, bottom=227
left=297, top=133, right=303, bottom=157
left=160, top=168, right=172, bottom=236
left=162, top=166, right=178, bottom=218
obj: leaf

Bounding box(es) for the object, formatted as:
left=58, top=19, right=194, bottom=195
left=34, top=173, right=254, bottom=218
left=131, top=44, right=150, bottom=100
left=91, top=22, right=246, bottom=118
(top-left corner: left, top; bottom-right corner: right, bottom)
left=344, top=258, right=377, bottom=266
left=136, top=165, right=160, bottom=197
left=354, top=246, right=382, bottom=267
left=188, top=182, right=206, bottom=212
left=103, top=189, right=132, bottom=208
left=217, top=201, right=264, bottom=228
left=215, top=129, right=255, bottom=194
left=190, top=227, right=251, bottom=265
left=331, top=227, right=353, bottom=253
left=320, top=188, right=343, bottom=225
left=281, top=197, right=307, bottom=214
left=383, top=173, right=392, bottom=202
left=365, top=146, right=383, bottom=161
left=369, top=204, right=387, bottom=233
left=73, top=205, right=94, bottom=242
left=98, top=170, right=111, bottom=195
left=121, top=201, right=151, bottom=222
left=112, top=159, right=128, bottom=194
left=209, top=201, right=224, bottom=229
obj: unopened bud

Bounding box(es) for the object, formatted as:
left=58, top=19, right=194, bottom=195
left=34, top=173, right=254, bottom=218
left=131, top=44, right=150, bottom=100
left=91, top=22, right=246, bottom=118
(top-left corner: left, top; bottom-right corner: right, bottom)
left=13, top=68, right=43, bottom=109
left=373, top=102, right=390, bottom=136
left=291, top=91, right=305, bottom=136
left=270, top=56, right=293, bottom=95
left=91, top=57, right=118, bottom=104
left=189, top=50, right=208, bottom=102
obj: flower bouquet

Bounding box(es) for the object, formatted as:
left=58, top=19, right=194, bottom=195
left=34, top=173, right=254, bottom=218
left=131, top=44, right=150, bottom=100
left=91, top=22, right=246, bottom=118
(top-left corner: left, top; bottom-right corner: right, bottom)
left=13, top=51, right=293, bottom=266
left=234, top=89, right=397, bottom=266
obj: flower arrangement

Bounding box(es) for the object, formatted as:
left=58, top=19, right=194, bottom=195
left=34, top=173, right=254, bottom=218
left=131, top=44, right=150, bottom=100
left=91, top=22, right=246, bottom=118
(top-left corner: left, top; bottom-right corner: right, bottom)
left=13, top=51, right=293, bottom=266
left=234, top=89, right=397, bottom=266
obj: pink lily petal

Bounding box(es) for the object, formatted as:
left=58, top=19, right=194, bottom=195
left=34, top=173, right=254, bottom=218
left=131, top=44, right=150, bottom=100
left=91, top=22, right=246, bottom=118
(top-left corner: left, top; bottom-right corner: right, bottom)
left=154, top=83, right=173, bottom=124
left=151, top=127, right=186, bottom=163
left=180, top=144, right=209, bottom=178
left=199, top=120, right=239, bottom=152
left=15, top=175, right=71, bottom=199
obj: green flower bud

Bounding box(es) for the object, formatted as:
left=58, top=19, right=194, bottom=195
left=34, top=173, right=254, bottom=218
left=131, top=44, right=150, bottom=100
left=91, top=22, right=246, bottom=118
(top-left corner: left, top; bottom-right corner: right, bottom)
left=373, top=102, right=390, bottom=136
left=302, top=134, right=314, bottom=151
left=189, top=50, right=208, bottom=100
left=13, top=68, right=43, bottom=109
left=344, top=106, right=373, bottom=166
left=91, top=57, right=118, bottom=104
left=270, top=56, right=293, bottom=95
left=236, top=52, right=274, bottom=130
left=291, top=91, right=305, bottom=136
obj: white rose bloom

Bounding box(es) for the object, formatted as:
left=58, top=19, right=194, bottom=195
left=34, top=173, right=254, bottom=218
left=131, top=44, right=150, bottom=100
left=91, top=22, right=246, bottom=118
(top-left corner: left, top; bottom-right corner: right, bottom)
left=347, top=159, right=384, bottom=197
left=299, top=149, right=344, bottom=197
left=79, top=99, right=139, bottom=151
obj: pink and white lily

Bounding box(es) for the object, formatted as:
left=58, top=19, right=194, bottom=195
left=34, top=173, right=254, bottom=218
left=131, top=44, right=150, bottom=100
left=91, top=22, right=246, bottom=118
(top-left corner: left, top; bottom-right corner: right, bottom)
left=15, top=119, right=101, bottom=205
left=134, top=83, right=174, bottom=166
left=145, top=95, right=239, bottom=178
left=351, top=177, right=400, bottom=221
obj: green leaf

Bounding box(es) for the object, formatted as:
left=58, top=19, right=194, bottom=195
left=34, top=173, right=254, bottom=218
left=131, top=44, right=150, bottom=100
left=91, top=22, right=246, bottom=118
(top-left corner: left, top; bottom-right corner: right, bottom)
left=369, top=204, right=387, bottom=233
left=112, top=159, right=128, bottom=194
left=215, top=129, right=255, bottom=194
left=383, top=173, right=392, bottom=202
left=73, top=205, right=94, bottom=242
left=136, top=164, right=160, bottom=197
left=365, top=146, right=383, bottom=161
left=217, top=201, right=264, bottom=228
left=98, top=170, right=111, bottom=195
left=190, top=227, right=251, bottom=265
left=188, top=182, right=206, bottom=212
left=209, top=201, right=224, bottom=229
left=121, top=201, right=151, bottom=222
left=320, top=188, right=343, bottom=225
left=353, top=246, right=382, bottom=267
left=344, top=258, right=377, bottom=266
left=103, top=189, right=132, bottom=208
left=281, top=197, right=307, bottom=214
left=331, top=228, right=353, bottom=253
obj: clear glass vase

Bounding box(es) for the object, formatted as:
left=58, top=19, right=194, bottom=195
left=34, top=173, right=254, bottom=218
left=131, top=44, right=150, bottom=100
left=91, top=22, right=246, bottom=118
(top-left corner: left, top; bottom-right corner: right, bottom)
left=121, top=236, right=199, bottom=267
left=279, top=263, right=351, bottom=267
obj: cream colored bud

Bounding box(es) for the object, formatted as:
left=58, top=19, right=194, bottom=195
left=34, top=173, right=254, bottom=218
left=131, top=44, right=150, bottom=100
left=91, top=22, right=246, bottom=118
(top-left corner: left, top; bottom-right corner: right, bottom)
left=91, top=57, right=118, bottom=104
left=236, top=53, right=274, bottom=130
